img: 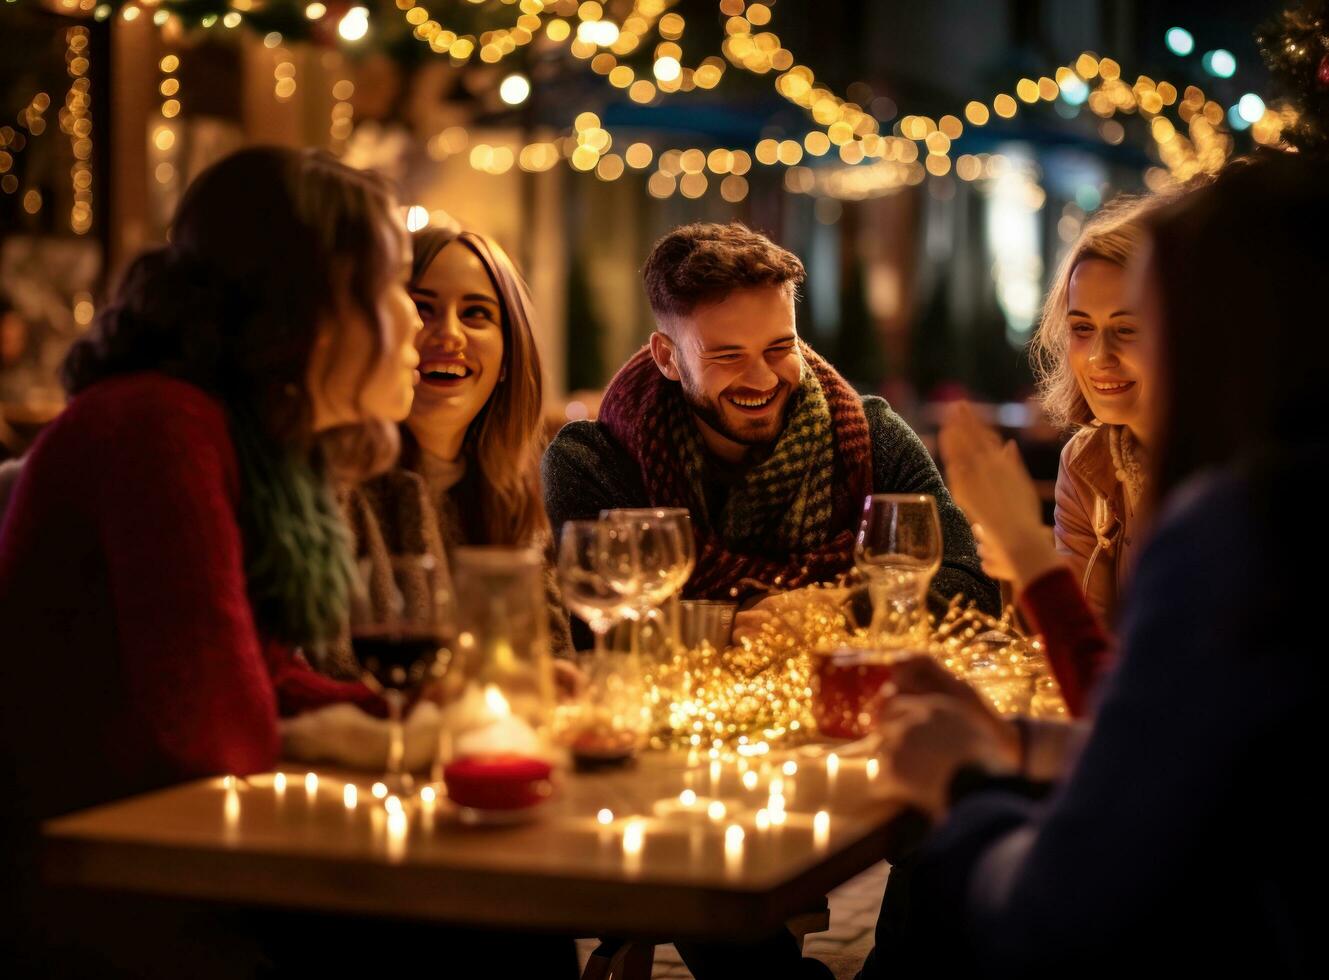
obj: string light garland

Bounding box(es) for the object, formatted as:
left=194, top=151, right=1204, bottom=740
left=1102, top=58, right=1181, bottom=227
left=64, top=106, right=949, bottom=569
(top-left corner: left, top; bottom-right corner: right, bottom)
left=95, top=3, right=1293, bottom=204
left=152, top=51, right=181, bottom=196
left=643, top=587, right=1066, bottom=753
left=63, top=25, right=94, bottom=234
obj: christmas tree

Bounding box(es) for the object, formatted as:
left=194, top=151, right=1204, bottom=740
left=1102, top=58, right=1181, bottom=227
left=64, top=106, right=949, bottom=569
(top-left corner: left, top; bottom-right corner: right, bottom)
left=1257, top=0, right=1329, bottom=154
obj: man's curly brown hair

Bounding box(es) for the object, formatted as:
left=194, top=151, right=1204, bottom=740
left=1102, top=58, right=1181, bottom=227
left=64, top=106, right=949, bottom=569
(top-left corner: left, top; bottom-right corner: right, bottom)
left=641, top=221, right=805, bottom=328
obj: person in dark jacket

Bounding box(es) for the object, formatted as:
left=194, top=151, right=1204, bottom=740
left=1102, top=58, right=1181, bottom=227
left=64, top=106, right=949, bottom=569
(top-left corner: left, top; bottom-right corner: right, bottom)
left=857, top=153, right=1323, bottom=979
left=542, top=221, right=998, bottom=637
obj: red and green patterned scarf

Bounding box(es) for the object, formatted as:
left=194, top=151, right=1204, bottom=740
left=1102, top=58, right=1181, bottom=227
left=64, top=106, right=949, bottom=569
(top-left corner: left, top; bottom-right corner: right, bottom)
left=598, top=342, right=872, bottom=600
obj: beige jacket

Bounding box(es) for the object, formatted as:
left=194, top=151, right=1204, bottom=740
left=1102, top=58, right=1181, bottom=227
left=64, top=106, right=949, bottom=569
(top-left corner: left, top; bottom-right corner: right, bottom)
left=1053, top=425, right=1149, bottom=625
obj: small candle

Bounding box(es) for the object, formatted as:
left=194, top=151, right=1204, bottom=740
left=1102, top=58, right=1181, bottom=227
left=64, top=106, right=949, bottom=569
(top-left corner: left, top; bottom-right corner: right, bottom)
left=724, top=824, right=744, bottom=872
left=707, top=800, right=726, bottom=821
left=372, top=782, right=388, bottom=800
left=622, top=819, right=645, bottom=873
left=443, top=684, right=554, bottom=811
left=679, top=789, right=697, bottom=807
left=385, top=809, right=408, bottom=861
left=443, top=755, right=553, bottom=810
left=304, top=772, right=318, bottom=797
left=343, top=784, right=358, bottom=809
left=741, top=770, right=758, bottom=790
left=273, top=772, right=287, bottom=797
left=223, top=785, right=240, bottom=828
left=597, top=808, right=614, bottom=825
left=866, top=758, right=880, bottom=780
left=782, top=760, right=798, bottom=776
left=755, top=808, right=771, bottom=831
left=814, top=810, right=830, bottom=848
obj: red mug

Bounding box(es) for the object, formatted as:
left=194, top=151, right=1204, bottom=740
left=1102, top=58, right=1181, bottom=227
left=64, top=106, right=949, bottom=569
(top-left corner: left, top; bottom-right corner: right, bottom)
left=811, top=647, right=903, bottom=739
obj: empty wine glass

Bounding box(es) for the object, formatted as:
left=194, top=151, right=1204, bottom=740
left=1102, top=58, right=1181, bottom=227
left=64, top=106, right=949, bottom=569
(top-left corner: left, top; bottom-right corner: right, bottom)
left=557, top=520, right=639, bottom=659
left=349, top=554, right=454, bottom=795
left=556, top=520, right=649, bottom=767
left=601, top=508, right=695, bottom=647
left=854, top=494, right=942, bottom=647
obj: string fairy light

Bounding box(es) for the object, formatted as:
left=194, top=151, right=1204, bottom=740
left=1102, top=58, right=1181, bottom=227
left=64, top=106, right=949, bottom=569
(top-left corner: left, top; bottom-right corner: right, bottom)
left=123, top=4, right=1289, bottom=205
left=61, top=26, right=95, bottom=234
left=641, top=583, right=1065, bottom=753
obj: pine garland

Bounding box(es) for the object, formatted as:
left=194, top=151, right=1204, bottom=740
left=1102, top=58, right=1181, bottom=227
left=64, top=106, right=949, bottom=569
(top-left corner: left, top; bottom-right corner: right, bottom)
left=1258, top=0, right=1329, bottom=155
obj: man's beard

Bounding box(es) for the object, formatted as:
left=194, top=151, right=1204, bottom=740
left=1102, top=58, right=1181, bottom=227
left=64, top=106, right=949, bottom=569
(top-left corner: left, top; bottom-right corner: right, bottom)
left=677, top=361, right=788, bottom=449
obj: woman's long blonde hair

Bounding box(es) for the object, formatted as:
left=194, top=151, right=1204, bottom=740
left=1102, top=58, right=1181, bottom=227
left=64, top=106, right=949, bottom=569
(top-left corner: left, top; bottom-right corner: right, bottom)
left=407, top=228, right=549, bottom=547
left=1030, top=195, right=1160, bottom=431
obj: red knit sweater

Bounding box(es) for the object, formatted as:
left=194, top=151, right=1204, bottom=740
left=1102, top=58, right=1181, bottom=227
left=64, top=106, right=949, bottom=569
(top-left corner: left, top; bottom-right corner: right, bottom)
left=0, top=373, right=375, bottom=819
left=1018, top=566, right=1114, bottom=717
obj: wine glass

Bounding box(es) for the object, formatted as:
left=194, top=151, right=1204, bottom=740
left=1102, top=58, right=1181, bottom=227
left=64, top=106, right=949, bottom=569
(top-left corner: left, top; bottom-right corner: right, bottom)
left=601, top=508, right=695, bottom=647
left=557, top=520, right=639, bottom=660
left=556, top=520, right=648, bottom=766
left=349, top=554, right=454, bottom=795
left=854, top=494, right=942, bottom=647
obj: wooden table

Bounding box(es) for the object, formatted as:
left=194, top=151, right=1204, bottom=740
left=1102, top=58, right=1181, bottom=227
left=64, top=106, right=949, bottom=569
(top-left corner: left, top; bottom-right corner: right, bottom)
left=43, top=750, right=909, bottom=944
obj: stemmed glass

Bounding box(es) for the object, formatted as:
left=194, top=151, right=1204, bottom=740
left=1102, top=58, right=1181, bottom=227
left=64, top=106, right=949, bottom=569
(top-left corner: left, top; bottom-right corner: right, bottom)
left=349, top=554, right=455, bottom=795
left=557, top=520, right=640, bottom=659
left=600, top=508, right=695, bottom=649
left=556, top=520, right=649, bottom=766
left=854, top=494, right=942, bottom=647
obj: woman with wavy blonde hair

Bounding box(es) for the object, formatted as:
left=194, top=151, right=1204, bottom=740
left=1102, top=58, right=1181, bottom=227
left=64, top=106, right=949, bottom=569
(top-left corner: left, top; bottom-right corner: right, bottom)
left=1027, top=194, right=1166, bottom=623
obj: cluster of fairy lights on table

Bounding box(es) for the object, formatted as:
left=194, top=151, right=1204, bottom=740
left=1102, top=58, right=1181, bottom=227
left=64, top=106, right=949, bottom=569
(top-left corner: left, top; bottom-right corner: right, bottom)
left=211, top=590, right=1063, bottom=870
left=86, top=0, right=1298, bottom=207
left=645, top=591, right=1065, bottom=754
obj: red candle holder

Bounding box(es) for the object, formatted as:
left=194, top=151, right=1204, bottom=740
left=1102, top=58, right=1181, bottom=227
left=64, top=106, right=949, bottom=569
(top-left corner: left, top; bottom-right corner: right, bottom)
left=443, top=755, right=554, bottom=811
left=811, top=647, right=902, bottom=739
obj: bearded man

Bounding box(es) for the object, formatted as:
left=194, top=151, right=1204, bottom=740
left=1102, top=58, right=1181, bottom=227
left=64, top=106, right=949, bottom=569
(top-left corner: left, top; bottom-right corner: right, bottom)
left=542, top=222, right=998, bottom=626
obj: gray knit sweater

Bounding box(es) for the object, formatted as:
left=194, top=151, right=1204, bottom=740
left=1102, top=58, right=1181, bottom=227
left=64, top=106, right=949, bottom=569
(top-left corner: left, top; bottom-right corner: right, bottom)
left=542, top=395, right=1000, bottom=615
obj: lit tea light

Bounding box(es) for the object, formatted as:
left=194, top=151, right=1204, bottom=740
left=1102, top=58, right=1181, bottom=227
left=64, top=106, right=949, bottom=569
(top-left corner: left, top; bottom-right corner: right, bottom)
left=223, top=784, right=241, bottom=828
left=724, top=823, right=745, bottom=870
left=420, top=786, right=437, bottom=805
left=679, top=789, right=697, bottom=807
left=771, top=808, right=788, bottom=827
left=622, top=819, right=645, bottom=865
left=304, top=772, right=318, bottom=796
left=371, top=782, right=388, bottom=800
left=769, top=777, right=784, bottom=797
left=755, top=808, right=771, bottom=831
left=707, top=800, right=726, bottom=821
left=826, top=753, right=840, bottom=777
left=222, top=774, right=237, bottom=791
left=742, top=770, right=758, bottom=790
left=343, top=783, right=357, bottom=809
left=386, top=809, right=408, bottom=861
left=597, top=808, right=614, bottom=825
left=385, top=795, right=404, bottom=817
left=866, top=758, right=880, bottom=780
left=273, top=772, right=287, bottom=796
left=814, top=810, right=830, bottom=847
left=709, top=759, right=722, bottom=787
left=782, top=760, right=798, bottom=776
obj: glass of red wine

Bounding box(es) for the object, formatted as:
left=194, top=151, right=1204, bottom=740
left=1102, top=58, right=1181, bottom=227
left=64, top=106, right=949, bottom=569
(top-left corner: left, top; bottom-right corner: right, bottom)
left=350, top=554, right=454, bottom=795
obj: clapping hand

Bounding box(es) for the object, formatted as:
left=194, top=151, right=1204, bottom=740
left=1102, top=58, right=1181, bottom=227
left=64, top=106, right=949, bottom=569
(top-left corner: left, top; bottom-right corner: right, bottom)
left=938, top=402, right=1061, bottom=590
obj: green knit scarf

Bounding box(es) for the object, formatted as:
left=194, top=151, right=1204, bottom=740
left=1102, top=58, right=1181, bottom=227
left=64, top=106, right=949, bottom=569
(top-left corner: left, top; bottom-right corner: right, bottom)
left=669, top=366, right=837, bottom=552
left=228, top=410, right=355, bottom=652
